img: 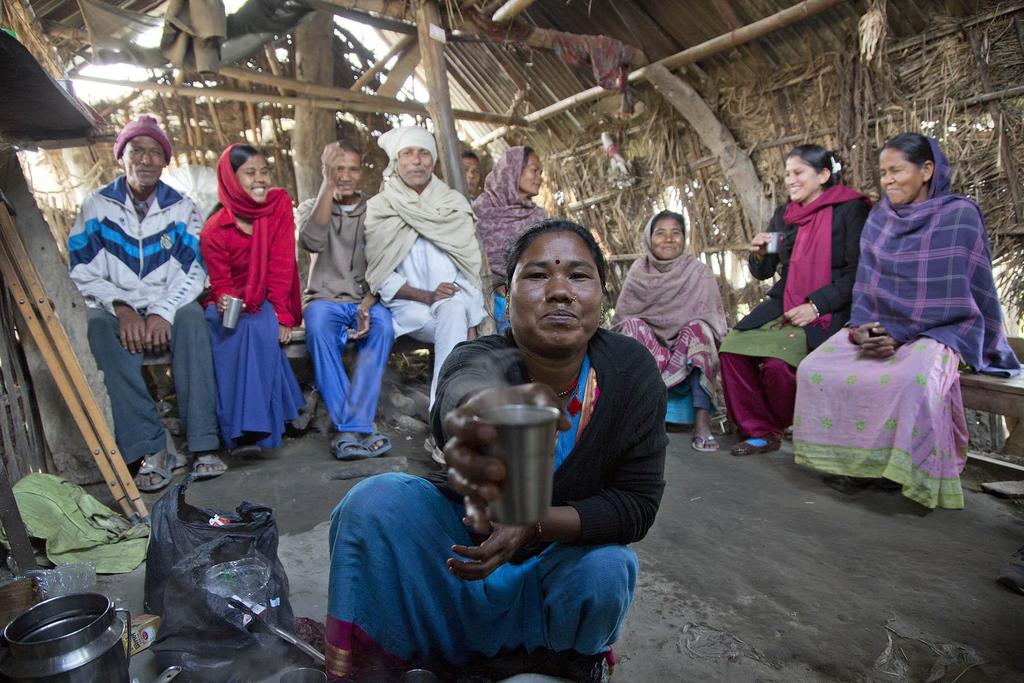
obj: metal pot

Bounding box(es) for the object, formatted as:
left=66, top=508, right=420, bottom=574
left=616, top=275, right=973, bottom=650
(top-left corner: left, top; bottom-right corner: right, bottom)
left=0, top=592, right=130, bottom=683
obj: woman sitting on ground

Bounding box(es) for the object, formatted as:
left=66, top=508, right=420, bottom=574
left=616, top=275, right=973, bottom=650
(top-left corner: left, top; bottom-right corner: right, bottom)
left=472, top=145, right=547, bottom=334
left=613, top=210, right=727, bottom=451
left=719, top=145, right=871, bottom=456
left=325, top=219, right=667, bottom=681
left=199, top=144, right=305, bottom=455
left=793, top=133, right=1020, bottom=509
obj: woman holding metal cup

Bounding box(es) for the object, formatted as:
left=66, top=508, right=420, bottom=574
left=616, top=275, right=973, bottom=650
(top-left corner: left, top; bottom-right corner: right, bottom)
left=324, top=220, right=667, bottom=681
left=718, top=145, right=871, bottom=457
left=199, top=144, right=305, bottom=459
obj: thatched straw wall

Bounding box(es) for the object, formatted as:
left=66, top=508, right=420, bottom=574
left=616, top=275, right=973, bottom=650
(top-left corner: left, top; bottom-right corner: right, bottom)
left=544, top=5, right=1024, bottom=326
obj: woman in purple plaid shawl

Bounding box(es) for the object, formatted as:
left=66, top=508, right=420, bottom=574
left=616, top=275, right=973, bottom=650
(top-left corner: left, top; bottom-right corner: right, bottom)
left=794, top=133, right=1020, bottom=509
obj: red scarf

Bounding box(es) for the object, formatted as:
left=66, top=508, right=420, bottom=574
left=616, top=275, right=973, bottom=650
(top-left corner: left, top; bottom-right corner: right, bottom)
left=782, top=184, right=868, bottom=329
left=209, top=144, right=302, bottom=325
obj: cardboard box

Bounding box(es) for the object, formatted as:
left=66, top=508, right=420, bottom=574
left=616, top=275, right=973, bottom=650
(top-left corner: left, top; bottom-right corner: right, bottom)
left=129, top=613, right=160, bottom=656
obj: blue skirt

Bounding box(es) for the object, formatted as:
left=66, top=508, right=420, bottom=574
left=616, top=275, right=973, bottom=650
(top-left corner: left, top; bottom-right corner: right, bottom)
left=205, top=303, right=304, bottom=449
left=326, top=473, right=638, bottom=678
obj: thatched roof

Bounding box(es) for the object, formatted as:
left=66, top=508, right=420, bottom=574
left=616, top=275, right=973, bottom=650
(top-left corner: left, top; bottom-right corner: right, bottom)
left=7, top=0, right=1023, bottom=321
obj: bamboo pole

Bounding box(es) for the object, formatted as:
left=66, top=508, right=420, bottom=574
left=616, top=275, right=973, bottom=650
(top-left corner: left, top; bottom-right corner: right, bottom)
left=416, top=0, right=467, bottom=196
left=351, top=35, right=415, bottom=91
left=222, top=67, right=523, bottom=125
left=472, top=0, right=849, bottom=147
left=74, top=74, right=529, bottom=127
left=492, top=0, right=536, bottom=23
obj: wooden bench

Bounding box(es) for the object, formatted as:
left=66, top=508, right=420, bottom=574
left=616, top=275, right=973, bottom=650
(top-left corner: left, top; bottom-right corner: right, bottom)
left=141, top=327, right=432, bottom=366
left=959, top=337, right=1024, bottom=455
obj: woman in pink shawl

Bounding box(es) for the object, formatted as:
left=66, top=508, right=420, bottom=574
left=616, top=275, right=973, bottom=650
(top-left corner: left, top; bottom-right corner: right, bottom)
left=613, top=211, right=727, bottom=451
left=718, top=145, right=870, bottom=457
left=472, top=146, right=547, bottom=334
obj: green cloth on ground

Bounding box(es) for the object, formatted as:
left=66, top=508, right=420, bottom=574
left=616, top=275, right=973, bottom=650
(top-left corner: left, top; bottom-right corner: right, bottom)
left=719, top=316, right=808, bottom=367
left=0, top=473, right=149, bottom=574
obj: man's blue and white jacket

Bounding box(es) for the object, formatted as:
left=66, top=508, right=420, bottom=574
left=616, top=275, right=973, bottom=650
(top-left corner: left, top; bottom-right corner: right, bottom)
left=67, top=176, right=205, bottom=323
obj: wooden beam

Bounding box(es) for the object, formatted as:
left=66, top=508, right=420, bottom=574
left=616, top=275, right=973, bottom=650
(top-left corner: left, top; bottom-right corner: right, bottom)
left=647, top=63, right=770, bottom=232
left=308, top=0, right=416, bottom=34
left=76, top=73, right=529, bottom=127
left=351, top=34, right=415, bottom=91
left=376, top=41, right=422, bottom=98
left=492, top=0, right=536, bottom=23
left=472, top=0, right=848, bottom=147
left=223, top=67, right=523, bottom=125
left=416, top=0, right=467, bottom=196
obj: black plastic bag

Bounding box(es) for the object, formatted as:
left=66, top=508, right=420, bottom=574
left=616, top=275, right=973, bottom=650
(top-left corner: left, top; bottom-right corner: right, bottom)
left=144, top=478, right=285, bottom=614
left=144, top=480, right=294, bottom=681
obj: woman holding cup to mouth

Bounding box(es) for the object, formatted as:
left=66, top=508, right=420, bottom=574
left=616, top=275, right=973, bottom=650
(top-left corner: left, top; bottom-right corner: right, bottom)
left=199, top=144, right=305, bottom=456
left=719, top=145, right=871, bottom=456
left=324, top=219, right=667, bottom=681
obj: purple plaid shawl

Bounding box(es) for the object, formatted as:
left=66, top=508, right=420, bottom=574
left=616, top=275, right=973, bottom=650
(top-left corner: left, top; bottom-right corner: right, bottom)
left=850, top=137, right=1020, bottom=376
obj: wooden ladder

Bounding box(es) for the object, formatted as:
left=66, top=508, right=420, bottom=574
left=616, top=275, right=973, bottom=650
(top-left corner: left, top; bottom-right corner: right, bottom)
left=0, top=203, right=147, bottom=520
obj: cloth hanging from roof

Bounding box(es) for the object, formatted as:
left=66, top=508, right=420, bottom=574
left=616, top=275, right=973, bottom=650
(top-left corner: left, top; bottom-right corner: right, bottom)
left=161, top=0, right=227, bottom=75
left=551, top=33, right=637, bottom=114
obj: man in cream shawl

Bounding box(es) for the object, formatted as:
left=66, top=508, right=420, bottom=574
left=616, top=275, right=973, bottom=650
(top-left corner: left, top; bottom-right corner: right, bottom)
left=365, top=126, right=486, bottom=407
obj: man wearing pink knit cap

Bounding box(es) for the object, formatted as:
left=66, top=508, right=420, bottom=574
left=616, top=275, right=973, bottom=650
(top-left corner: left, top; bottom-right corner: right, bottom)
left=68, top=115, right=225, bottom=491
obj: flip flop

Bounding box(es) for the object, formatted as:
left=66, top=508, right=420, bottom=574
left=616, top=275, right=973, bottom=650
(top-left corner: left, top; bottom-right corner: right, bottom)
left=191, top=454, right=228, bottom=481
left=332, top=434, right=371, bottom=461
left=360, top=432, right=392, bottom=457
left=691, top=434, right=719, bottom=452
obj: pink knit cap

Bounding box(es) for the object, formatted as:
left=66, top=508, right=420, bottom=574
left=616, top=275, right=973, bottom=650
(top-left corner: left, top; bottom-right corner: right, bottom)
left=113, top=115, right=172, bottom=162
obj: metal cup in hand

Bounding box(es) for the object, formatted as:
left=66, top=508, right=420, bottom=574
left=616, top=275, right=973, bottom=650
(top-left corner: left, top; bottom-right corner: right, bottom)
left=222, top=296, right=244, bottom=329
left=478, top=404, right=560, bottom=526
left=765, top=231, right=784, bottom=254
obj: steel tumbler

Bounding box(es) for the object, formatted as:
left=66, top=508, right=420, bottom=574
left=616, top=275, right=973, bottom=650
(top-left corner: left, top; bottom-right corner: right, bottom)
left=765, top=231, right=784, bottom=254
left=222, top=296, right=244, bottom=329
left=478, top=404, right=560, bottom=526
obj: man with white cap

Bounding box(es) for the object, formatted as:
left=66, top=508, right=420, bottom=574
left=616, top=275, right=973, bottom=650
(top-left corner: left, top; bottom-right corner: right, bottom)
left=365, top=126, right=486, bottom=408
left=67, top=115, right=223, bottom=492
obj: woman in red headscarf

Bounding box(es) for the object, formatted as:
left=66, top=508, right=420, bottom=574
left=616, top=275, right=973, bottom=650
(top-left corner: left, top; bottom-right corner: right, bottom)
left=199, top=144, right=304, bottom=457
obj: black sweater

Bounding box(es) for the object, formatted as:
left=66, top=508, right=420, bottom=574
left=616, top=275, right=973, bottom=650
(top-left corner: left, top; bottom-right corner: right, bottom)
left=735, top=199, right=870, bottom=351
left=428, top=329, right=668, bottom=546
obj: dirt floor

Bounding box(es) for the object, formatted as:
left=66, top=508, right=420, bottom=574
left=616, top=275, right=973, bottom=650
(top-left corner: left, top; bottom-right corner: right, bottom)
left=85, top=428, right=1024, bottom=682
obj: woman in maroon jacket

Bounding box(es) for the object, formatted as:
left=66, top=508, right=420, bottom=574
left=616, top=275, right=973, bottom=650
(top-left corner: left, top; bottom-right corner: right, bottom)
left=199, top=144, right=304, bottom=455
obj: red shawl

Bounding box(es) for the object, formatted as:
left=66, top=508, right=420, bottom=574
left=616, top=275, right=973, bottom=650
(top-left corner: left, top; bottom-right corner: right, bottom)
left=782, top=184, right=868, bottom=329
left=204, top=144, right=302, bottom=327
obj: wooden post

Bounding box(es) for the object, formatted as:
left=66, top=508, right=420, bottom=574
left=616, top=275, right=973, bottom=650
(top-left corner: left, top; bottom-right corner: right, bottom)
left=293, top=11, right=337, bottom=203
left=646, top=63, right=770, bottom=233
left=415, top=0, right=467, bottom=196
left=0, top=455, right=36, bottom=573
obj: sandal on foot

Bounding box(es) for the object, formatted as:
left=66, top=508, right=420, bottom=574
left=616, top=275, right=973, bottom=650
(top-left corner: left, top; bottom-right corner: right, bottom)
left=691, top=434, right=719, bottom=452
left=730, top=436, right=782, bottom=456
left=191, top=454, right=228, bottom=481
left=332, top=434, right=371, bottom=461
left=360, top=432, right=392, bottom=457
left=135, top=451, right=175, bottom=492
left=229, top=444, right=262, bottom=458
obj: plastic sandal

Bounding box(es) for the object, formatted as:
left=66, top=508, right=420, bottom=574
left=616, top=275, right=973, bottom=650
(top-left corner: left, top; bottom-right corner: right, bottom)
left=360, top=432, right=392, bottom=457
left=135, top=459, right=173, bottom=493
left=333, top=434, right=371, bottom=461
left=191, top=454, right=228, bottom=481
left=690, top=434, right=719, bottom=452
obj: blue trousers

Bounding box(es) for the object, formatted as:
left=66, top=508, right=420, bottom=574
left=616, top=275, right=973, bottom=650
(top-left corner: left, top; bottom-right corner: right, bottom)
left=305, top=300, right=394, bottom=433
left=328, top=473, right=638, bottom=670
left=87, top=302, right=219, bottom=463
left=205, top=303, right=304, bottom=449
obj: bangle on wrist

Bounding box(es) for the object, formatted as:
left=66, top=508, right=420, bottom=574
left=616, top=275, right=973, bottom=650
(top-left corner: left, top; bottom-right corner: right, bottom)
left=529, top=520, right=543, bottom=544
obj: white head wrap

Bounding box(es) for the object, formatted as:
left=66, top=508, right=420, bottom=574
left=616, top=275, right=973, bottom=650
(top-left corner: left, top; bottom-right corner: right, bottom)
left=378, top=126, right=438, bottom=178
